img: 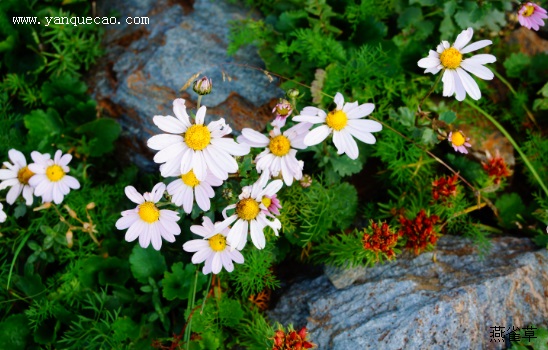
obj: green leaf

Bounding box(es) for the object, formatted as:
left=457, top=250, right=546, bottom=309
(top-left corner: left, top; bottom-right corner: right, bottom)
left=329, top=155, right=363, bottom=177
left=330, top=182, right=358, bottom=230
left=218, top=298, right=244, bottom=327
left=389, top=107, right=415, bottom=128
left=24, top=108, right=63, bottom=142
left=129, top=245, right=166, bottom=284
left=439, top=15, right=455, bottom=38
left=0, top=314, right=30, bottom=350
left=162, top=262, right=207, bottom=301
left=410, top=0, right=436, bottom=5
left=439, top=111, right=457, bottom=124
left=112, top=317, right=140, bottom=343
left=504, top=53, right=530, bottom=78
left=495, top=193, right=527, bottom=229
left=397, top=7, right=423, bottom=28
left=75, top=118, right=121, bottom=157
left=41, top=74, right=88, bottom=109
left=13, top=201, right=27, bottom=218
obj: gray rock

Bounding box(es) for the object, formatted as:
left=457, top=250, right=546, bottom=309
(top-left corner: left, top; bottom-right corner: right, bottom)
left=324, top=264, right=366, bottom=289
left=89, top=0, right=282, bottom=171
left=268, top=236, right=548, bottom=349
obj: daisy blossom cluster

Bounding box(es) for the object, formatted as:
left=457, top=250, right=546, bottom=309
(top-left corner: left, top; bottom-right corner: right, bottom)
left=116, top=82, right=383, bottom=275
left=518, top=2, right=547, bottom=31
left=0, top=149, right=81, bottom=222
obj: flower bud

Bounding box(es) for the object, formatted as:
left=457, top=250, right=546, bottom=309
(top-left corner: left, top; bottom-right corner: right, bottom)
left=300, top=174, right=312, bottom=188
left=86, top=202, right=96, bottom=210
left=193, top=76, right=212, bottom=95
left=286, top=88, right=300, bottom=99
left=66, top=230, right=73, bottom=248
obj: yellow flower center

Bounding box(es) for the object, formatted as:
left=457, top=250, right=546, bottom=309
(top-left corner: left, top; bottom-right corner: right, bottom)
left=46, top=165, right=65, bottom=182
left=326, top=110, right=348, bottom=131
left=184, top=124, right=211, bottom=151
left=236, top=198, right=260, bottom=221
left=276, top=106, right=291, bottom=116
left=440, top=47, right=463, bottom=69
left=181, top=169, right=200, bottom=188
left=17, top=166, right=35, bottom=185
left=208, top=234, right=227, bottom=252
left=269, top=135, right=291, bottom=156
left=451, top=131, right=466, bottom=147
left=261, top=196, right=272, bottom=208
left=523, top=5, right=535, bottom=17
left=138, top=201, right=160, bottom=223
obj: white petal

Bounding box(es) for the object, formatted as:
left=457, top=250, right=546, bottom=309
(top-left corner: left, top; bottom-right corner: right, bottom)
left=22, top=185, right=34, bottom=206
left=334, top=92, right=344, bottom=110
left=151, top=183, right=166, bottom=202
left=195, top=186, right=211, bottom=211
left=125, top=186, right=144, bottom=204
left=229, top=250, right=244, bottom=264
left=442, top=69, right=455, bottom=98
left=292, top=115, right=325, bottom=124
left=453, top=27, right=473, bottom=50
left=332, top=131, right=346, bottom=155
left=227, top=219, right=245, bottom=249
left=418, top=57, right=441, bottom=69
left=346, top=119, right=382, bottom=133
left=190, top=223, right=211, bottom=238
left=150, top=224, right=163, bottom=250
left=147, top=134, right=184, bottom=151
left=210, top=138, right=250, bottom=156
left=195, top=106, right=207, bottom=125
left=8, top=149, right=26, bottom=167
left=153, top=142, right=185, bottom=164
left=211, top=253, right=222, bottom=274
left=0, top=169, right=16, bottom=181
left=460, top=61, right=494, bottom=80
left=241, top=128, right=270, bottom=146
left=452, top=70, right=466, bottom=101
left=464, top=54, right=496, bottom=65
left=460, top=40, right=492, bottom=54
left=456, top=68, right=481, bottom=100
left=52, top=185, right=64, bottom=204
left=192, top=248, right=211, bottom=264
left=153, top=115, right=186, bottom=134
left=280, top=157, right=294, bottom=186
left=250, top=220, right=266, bottom=249
left=181, top=186, right=194, bottom=214
left=173, top=99, right=191, bottom=127
left=6, top=184, right=22, bottom=204
left=183, top=239, right=210, bottom=252
left=220, top=253, right=234, bottom=272
left=138, top=225, right=152, bottom=248
left=303, top=125, right=331, bottom=146
left=341, top=131, right=359, bottom=159
left=346, top=103, right=375, bottom=119
left=116, top=213, right=140, bottom=230
left=237, top=220, right=248, bottom=250
left=125, top=220, right=145, bottom=242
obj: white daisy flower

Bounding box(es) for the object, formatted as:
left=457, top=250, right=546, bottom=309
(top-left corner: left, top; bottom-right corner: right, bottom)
left=0, top=203, right=6, bottom=223
left=237, top=123, right=311, bottom=186
left=115, top=183, right=181, bottom=250
left=166, top=169, right=222, bottom=213
left=217, top=174, right=283, bottom=250
left=293, top=92, right=382, bottom=160
left=28, top=150, right=80, bottom=204
left=182, top=216, right=244, bottom=274
left=417, top=27, right=496, bottom=101
left=147, top=98, right=250, bottom=181
left=0, top=149, right=36, bottom=205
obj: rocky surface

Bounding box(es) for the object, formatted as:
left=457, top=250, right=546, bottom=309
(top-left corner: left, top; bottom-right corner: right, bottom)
left=268, top=236, right=548, bottom=350
left=90, top=0, right=282, bottom=171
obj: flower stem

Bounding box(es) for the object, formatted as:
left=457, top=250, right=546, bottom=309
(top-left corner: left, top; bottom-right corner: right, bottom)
left=184, top=269, right=199, bottom=349
left=418, top=72, right=443, bottom=114
left=464, top=99, right=548, bottom=198
left=490, top=67, right=538, bottom=128
left=196, top=95, right=202, bottom=111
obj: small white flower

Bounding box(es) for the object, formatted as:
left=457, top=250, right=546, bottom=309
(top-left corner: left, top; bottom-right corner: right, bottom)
left=167, top=169, right=222, bottom=213
left=0, top=203, right=6, bottom=223
left=0, top=149, right=36, bottom=205
left=237, top=123, right=311, bottom=186
left=116, top=183, right=181, bottom=250
left=147, top=98, right=250, bottom=181
left=183, top=216, right=244, bottom=274
left=217, top=174, right=282, bottom=250
left=293, top=92, right=382, bottom=160
left=28, top=150, right=80, bottom=204
left=417, top=27, right=496, bottom=101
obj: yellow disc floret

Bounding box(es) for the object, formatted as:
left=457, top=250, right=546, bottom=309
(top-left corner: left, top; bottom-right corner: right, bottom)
left=184, top=124, right=211, bottom=150
left=450, top=131, right=466, bottom=147
left=236, top=198, right=260, bottom=221
left=261, top=196, right=272, bottom=208
left=17, top=166, right=35, bottom=185
left=269, top=135, right=291, bottom=156
left=440, top=47, right=463, bottom=69
left=209, top=234, right=227, bottom=252
left=523, top=5, right=535, bottom=17
left=46, top=165, right=65, bottom=182
left=326, top=110, right=348, bottom=131
left=138, top=201, right=160, bottom=223
left=181, top=169, right=200, bottom=188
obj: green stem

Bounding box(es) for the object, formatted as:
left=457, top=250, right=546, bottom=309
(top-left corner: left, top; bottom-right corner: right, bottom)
left=185, top=269, right=199, bottom=349
left=196, top=95, right=203, bottom=111
left=490, top=67, right=537, bottom=127
left=464, top=99, right=548, bottom=198
left=417, top=71, right=443, bottom=114
left=7, top=231, right=32, bottom=289
left=201, top=274, right=213, bottom=314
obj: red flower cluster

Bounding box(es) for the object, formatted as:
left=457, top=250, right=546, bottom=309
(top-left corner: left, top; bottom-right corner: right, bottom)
left=432, top=174, right=458, bottom=202
left=363, top=221, right=401, bottom=260
left=272, top=326, right=316, bottom=350
left=482, top=156, right=511, bottom=184
left=399, top=209, right=440, bottom=255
